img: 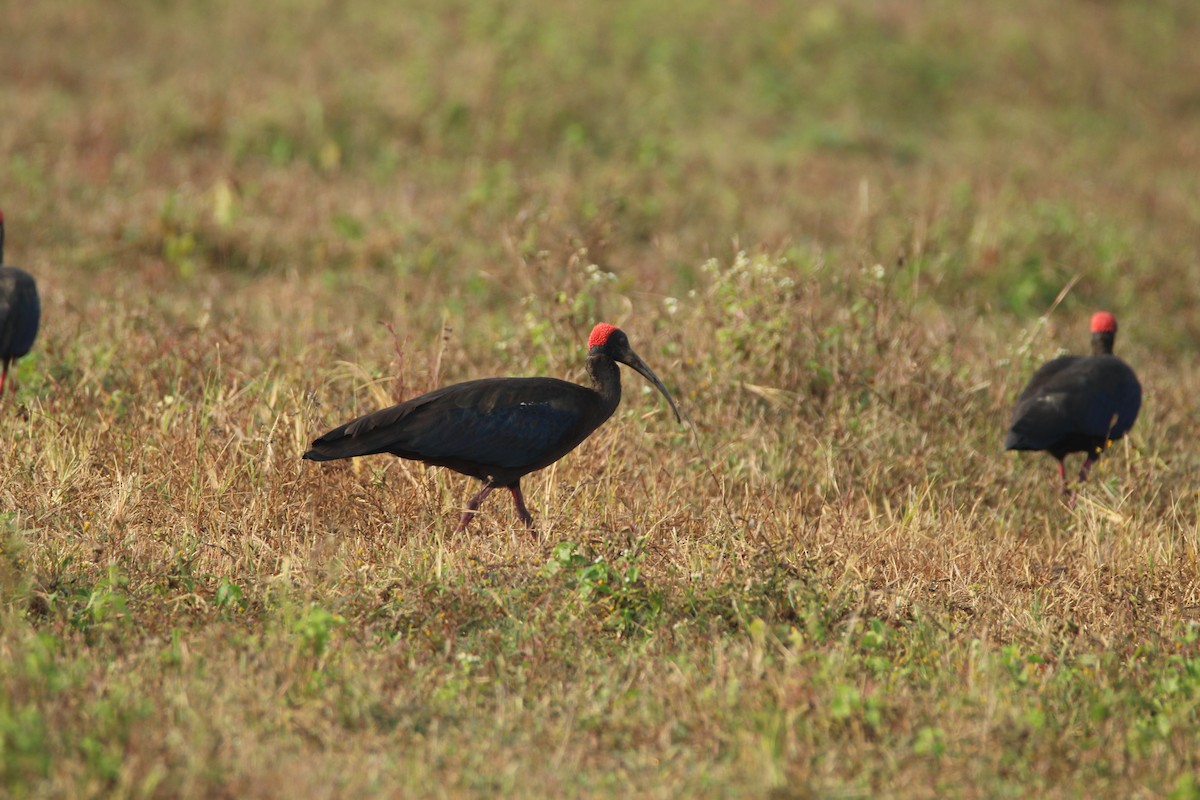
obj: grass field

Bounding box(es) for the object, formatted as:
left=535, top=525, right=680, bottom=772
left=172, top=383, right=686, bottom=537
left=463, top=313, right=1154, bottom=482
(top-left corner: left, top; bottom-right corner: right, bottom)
left=3, top=1, right=1200, bottom=797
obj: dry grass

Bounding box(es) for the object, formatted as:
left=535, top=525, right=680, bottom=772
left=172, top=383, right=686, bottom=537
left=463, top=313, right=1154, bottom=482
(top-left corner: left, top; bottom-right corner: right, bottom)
left=3, top=1, right=1200, bottom=797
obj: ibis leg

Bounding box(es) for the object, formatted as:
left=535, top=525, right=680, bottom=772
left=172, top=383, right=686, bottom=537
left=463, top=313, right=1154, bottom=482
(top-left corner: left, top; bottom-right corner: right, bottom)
left=458, top=484, right=495, bottom=530
left=1064, top=454, right=1100, bottom=510
left=509, top=483, right=535, bottom=531
left=1078, top=454, right=1097, bottom=484
left=0, top=362, right=8, bottom=396
left=1053, top=459, right=1080, bottom=507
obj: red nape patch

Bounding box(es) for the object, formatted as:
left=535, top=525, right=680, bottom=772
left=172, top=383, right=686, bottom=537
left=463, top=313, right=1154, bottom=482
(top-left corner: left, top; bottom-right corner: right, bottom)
left=1090, top=311, right=1117, bottom=334
left=588, top=323, right=620, bottom=348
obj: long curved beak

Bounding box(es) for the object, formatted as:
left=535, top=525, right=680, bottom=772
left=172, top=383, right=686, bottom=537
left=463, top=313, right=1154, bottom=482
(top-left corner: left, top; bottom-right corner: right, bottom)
left=616, top=346, right=682, bottom=424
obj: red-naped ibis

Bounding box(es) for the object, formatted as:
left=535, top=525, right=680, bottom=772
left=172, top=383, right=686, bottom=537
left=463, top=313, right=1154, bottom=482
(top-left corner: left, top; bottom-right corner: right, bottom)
left=1005, top=311, right=1141, bottom=491
left=304, top=323, right=682, bottom=530
left=0, top=210, right=41, bottom=396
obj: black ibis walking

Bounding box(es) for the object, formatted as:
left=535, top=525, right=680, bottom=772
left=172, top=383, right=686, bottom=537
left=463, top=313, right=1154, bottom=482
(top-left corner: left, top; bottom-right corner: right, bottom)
left=0, top=210, right=41, bottom=396
left=1005, top=311, right=1141, bottom=491
left=304, top=323, right=682, bottom=530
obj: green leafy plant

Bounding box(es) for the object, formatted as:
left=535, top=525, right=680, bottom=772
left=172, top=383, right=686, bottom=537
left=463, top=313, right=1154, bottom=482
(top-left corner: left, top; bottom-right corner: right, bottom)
left=545, top=542, right=663, bottom=635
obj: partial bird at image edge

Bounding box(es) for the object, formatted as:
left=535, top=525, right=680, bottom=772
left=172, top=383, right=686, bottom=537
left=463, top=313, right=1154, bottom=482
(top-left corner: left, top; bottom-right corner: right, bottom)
left=0, top=209, right=42, bottom=397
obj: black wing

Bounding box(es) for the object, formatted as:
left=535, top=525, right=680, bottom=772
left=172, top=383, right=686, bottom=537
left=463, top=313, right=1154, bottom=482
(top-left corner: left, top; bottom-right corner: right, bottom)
left=1006, top=355, right=1141, bottom=450
left=304, top=377, right=605, bottom=473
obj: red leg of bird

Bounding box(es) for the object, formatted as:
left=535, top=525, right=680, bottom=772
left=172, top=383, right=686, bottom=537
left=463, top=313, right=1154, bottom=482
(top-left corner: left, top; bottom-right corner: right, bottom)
left=1053, top=459, right=1080, bottom=507
left=0, top=364, right=7, bottom=396
left=458, top=484, right=495, bottom=530
left=1065, top=453, right=1101, bottom=510
left=1078, top=455, right=1097, bottom=484
left=509, top=483, right=535, bottom=531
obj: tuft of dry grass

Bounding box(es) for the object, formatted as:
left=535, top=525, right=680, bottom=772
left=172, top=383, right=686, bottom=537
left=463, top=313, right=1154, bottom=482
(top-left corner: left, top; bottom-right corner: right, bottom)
left=4, top=1, right=1200, bottom=797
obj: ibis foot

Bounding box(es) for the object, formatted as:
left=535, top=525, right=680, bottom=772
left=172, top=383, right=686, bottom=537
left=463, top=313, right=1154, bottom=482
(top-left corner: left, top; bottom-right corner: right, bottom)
left=458, top=485, right=496, bottom=530
left=508, top=484, right=535, bottom=532
left=455, top=482, right=535, bottom=532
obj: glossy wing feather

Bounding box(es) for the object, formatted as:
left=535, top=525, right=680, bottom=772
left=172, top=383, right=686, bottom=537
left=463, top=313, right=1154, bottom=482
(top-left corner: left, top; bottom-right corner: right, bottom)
left=404, top=401, right=587, bottom=469
left=304, top=377, right=607, bottom=478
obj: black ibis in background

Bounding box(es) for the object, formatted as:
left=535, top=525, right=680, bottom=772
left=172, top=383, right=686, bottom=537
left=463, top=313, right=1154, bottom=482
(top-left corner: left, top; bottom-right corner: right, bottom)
left=1005, top=311, right=1141, bottom=491
left=304, top=323, right=682, bottom=530
left=0, top=210, right=41, bottom=396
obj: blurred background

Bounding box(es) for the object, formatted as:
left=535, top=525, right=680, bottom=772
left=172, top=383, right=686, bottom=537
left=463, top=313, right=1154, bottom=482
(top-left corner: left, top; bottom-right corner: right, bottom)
left=5, top=1, right=1199, bottom=344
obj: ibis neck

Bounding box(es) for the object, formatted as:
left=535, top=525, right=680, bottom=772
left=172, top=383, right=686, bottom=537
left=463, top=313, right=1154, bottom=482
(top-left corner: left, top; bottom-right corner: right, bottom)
left=1091, top=332, right=1115, bottom=355
left=587, top=353, right=622, bottom=415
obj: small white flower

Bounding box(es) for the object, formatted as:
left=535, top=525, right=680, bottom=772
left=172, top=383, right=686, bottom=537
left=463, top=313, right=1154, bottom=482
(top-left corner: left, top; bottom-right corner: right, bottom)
left=585, top=263, right=616, bottom=283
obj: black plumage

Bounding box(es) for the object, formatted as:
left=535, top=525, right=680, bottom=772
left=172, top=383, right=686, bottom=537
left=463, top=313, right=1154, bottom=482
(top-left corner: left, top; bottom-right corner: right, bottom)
left=0, top=210, right=41, bottom=396
left=1005, top=311, right=1141, bottom=490
left=304, top=323, right=681, bottom=529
